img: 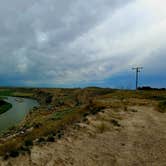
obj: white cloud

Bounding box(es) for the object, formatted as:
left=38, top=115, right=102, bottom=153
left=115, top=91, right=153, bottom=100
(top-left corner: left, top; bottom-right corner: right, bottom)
left=0, top=0, right=165, bottom=86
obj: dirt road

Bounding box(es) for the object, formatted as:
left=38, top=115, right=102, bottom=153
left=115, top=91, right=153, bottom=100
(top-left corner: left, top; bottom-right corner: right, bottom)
left=1, top=105, right=166, bottom=166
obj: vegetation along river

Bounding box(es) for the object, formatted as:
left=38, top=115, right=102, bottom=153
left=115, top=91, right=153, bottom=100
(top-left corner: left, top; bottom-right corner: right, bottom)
left=0, top=96, right=39, bottom=133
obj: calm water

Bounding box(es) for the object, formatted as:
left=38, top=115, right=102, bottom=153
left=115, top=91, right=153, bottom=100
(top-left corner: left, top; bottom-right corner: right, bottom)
left=0, top=96, right=38, bottom=133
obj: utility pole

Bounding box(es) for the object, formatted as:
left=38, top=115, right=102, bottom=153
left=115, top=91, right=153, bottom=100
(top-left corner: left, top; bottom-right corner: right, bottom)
left=132, top=67, right=143, bottom=90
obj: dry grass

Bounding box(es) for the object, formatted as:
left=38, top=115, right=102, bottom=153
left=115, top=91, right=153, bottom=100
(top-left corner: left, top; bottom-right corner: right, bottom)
left=0, top=106, right=88, bottom=156
left=12, top=92, right=34, bottom=98
left=0, top=88, right=166, bottom=157
left=95, top=122, right=109, bottom=133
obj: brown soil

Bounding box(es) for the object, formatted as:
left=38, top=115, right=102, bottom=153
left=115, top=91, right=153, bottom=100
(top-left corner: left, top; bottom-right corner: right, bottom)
left=1, top=105, right=166, bottom=166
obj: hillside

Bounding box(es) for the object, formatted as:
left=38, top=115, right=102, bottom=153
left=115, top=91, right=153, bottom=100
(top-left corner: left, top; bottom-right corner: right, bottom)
left=0, top=88, right=166, bottom=165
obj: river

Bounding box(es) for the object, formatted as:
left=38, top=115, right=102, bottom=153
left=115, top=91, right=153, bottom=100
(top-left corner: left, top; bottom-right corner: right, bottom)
left=0, top=96, right=39, bottom=133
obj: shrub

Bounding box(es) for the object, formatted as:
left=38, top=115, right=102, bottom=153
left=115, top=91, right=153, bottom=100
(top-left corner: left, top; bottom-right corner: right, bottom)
left=45, top=95, right=53, bottom=104
left=9, top=150, right=19, bottom=158
left=38, top=137, right=45, bottom=143
left=57, top=131, right=64, bottom=139
left=24, top=140, right=33, bottom=146
left=47, top=135, right=55, bottom=142
left=3, top=154, right=9, bottom=160
left=48, top=130, right=56, bottom=136
left=33, top=123, right=42, bottom=128
left=158, top=101, right=166, bottom=113
left=20, top=145, right=30, bottom=152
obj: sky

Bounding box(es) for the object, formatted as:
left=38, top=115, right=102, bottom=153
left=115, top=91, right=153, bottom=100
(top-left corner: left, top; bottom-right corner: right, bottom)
left=0, top=0, right=166, bottom=88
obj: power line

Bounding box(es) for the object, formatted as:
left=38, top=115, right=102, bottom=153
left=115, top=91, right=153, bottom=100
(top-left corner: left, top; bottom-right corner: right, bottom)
left=132, top=67, right=143, bottom=90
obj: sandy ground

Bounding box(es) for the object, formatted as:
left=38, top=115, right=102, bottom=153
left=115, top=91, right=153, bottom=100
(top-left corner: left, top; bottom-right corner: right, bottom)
left=1, top=105, right=166, bottom=166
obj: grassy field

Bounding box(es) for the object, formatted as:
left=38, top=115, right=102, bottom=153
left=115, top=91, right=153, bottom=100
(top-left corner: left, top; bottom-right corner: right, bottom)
left=0, top=88, right=34, bottom=98
left=0, top=88, right=165, bottom=158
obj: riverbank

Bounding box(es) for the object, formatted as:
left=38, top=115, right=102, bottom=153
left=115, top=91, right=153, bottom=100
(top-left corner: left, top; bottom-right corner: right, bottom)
left=2, top=104, right=166, bottom=166
left=0, top=100, right=12, bottom=114
left=0, top=96, right=38, bottom=135
left=0, top=88, right=166, bottom=165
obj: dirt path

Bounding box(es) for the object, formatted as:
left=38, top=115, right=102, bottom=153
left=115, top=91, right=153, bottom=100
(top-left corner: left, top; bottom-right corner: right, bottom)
left=1, top=106, right=166, bottom=166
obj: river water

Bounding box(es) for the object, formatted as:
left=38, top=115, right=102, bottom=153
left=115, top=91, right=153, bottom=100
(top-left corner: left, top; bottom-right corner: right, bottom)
left=0, top=96, right=39, bottom=133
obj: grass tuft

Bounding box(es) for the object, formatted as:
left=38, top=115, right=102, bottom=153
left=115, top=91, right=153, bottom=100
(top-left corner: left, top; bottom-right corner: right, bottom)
left=96, top=122, right=109, bottom=133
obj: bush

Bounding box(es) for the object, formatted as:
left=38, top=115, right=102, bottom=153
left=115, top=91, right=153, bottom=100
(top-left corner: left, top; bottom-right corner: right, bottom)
left=3, top=154, right=9, bottom=160
left=47, top=135, right=55, bottom=142
left=57, top=131, right=64, bottom=139
left=158, top=101, right=166, bottom=113
left=9, top=150, right=19, bottom=158
left=20, top=145, right=30, bottom=153
left=38, top=137, right=45, bottom=143
left=24, top=140, right=33, bottom=146
left=45, top=94, right=53, bottom=104
left=33, top=123, right=42, bottom=128
left=57, top=134, right=62, bottom=139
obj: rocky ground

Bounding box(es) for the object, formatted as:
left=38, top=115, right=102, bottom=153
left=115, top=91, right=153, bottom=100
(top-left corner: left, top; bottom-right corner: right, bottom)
left=1, top=103, right=166, bottom=166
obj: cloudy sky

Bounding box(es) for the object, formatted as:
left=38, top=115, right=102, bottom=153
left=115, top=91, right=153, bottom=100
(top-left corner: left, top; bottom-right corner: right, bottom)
left=0, top=0, right=166, bottom=88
